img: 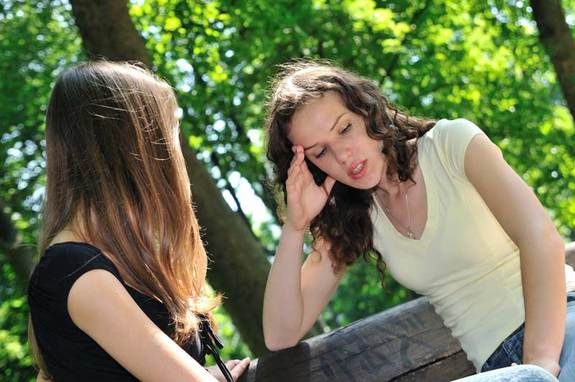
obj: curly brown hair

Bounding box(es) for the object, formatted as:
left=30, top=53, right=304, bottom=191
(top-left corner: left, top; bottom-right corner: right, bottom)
left=265, top=60, right=436, bottom=280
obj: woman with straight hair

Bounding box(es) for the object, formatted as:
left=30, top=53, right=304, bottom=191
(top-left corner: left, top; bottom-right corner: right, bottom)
left=27, top=61, right=250, bottom=381
left=262, top=61, right=574, bottom=381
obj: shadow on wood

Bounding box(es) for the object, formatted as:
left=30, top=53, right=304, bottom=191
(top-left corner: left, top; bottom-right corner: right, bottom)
left=239, top=243, right=575, bottom=382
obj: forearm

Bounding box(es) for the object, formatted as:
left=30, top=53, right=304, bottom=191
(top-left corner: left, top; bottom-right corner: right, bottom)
left=520, top=230, right=566, bottom=369
left=263, top=225, right=306, bottom=349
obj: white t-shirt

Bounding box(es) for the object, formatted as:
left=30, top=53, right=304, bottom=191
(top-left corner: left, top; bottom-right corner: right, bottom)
left=370, top=118, right=575, bottom=370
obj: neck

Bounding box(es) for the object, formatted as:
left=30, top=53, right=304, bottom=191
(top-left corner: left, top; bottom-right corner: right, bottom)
left=377, top=176, right=401, bottom=197
left=377, top=165, right=419, bottom=199
left=377, top=139, right=420, bottom=197
left=50, top=227, right=81, bottom=246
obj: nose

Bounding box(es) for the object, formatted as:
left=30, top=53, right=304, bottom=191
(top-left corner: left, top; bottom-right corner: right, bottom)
left=333, top=144, right=352, bottom=165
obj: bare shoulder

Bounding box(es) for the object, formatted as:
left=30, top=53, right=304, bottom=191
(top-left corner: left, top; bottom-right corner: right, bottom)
left=66, top=264, right=215, bottom=380
left=464, top=133, right=504, bottom=179
left=463, top=131, right=559, bottom=245
left=67, top=269, right=128, bottom=324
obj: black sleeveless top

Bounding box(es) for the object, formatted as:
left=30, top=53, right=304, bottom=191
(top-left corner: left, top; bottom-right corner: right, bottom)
left=27, top=242, right=229, bottom=382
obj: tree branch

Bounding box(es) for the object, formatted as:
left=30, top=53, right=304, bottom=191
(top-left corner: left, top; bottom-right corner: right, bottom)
left=531, top=0, right=575, bottom=121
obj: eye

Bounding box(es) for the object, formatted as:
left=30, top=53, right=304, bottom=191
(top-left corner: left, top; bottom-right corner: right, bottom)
left=340, top=123, right=352, bottom=134
left=315, top=147, right=327, bottom=159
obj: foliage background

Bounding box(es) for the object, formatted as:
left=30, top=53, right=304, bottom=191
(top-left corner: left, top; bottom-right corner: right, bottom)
left=1, top=0, right=574, bottom=380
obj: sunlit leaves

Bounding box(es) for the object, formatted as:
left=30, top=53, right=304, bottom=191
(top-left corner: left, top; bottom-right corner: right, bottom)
left=133, top=0, right=575, bottom=330
left=164, top=16, right=181, bottom=31
left=0, top=1, right=82, bottom=380
left=3, top=0, right=575, bottom=377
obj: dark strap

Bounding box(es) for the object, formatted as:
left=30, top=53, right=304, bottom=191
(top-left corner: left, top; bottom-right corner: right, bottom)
left=201, top=318, right=234, bottom=382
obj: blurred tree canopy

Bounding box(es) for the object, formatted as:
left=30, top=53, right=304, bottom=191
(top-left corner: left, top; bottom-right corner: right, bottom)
left=1, top=0, right=574, bottom=380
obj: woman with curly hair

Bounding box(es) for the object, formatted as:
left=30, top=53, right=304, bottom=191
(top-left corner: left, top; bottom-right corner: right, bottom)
left=262, top=61, right=574, bottom=380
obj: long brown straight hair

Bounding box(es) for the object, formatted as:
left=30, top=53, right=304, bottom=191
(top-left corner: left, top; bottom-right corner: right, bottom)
left=29, top=61, right=218, bottom=376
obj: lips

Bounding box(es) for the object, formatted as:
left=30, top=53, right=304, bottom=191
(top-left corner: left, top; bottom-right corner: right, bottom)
left=348, top=160, right=367, bottom=180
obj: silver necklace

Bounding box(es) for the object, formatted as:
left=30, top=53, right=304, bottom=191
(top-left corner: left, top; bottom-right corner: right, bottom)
left=381, top=186, right=415, bottom=239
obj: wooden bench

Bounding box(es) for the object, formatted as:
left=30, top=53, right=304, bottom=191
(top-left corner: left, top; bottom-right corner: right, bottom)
left=239, top=242, right=575, bottom=381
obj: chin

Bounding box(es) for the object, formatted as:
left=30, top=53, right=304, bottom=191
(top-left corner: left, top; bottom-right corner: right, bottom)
left=358, top=181, right=379, bottom=190
left=342, top=178, right=379, bottom=190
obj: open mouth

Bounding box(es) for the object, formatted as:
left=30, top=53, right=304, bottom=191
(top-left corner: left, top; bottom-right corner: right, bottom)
left=348, top=160, right=367, bottom=180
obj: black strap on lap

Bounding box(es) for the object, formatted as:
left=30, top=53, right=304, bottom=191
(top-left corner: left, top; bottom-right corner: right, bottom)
left=200, top=317, right=234, bottom=382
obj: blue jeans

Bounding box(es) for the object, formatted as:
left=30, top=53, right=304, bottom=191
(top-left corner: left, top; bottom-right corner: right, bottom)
left=455, top=365, right=557, bottom=381
left=480, top=292, right=575, bottom=382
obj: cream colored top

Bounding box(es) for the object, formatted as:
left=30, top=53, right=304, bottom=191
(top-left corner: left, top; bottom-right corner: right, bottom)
left=370, top=118, right=575, bottom=371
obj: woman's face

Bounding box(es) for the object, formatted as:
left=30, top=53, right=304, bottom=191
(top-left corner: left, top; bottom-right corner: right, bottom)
left=288, top=91, right=386, bottom=189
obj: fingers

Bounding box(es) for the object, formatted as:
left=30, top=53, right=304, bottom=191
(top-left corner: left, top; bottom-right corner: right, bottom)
left=287, top=146, right=303, bottom=177
left=290, top=145, right=303, bottom=160
left=224, top=359, right=241, bottom=369
left=290, top=145, right=314, bottom=180
left=229, top=357, right=251, bottom=381
left=289, top=145, right=305, bottom=169
left=287, top=146, right=311, bottom=187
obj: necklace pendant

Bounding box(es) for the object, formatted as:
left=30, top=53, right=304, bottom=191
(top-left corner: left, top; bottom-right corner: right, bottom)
left=406, top=229, right=415, bottom=239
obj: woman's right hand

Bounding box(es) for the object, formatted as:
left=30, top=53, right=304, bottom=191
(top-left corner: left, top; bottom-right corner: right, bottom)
left=285, top=145, right=336, bottom=232
left=207, top=358, right=251, bottom=381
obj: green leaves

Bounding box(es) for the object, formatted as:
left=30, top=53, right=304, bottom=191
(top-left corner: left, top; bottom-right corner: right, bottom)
left=2, top=0, right=575, bottom=376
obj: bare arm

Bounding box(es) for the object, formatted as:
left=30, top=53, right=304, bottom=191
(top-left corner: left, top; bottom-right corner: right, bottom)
left=263, top=226, right=344, bottom=350
left=68, top=270, right=218, bottom=382
left=263, top=145, right=342, bottom=351
left=465, top=134, right=565, bottom=376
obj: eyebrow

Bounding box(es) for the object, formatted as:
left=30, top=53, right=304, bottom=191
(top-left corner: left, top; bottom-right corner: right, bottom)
left=303, top=112, right=347, bottom=151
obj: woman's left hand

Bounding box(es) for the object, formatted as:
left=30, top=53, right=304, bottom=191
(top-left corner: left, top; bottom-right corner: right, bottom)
left=207, top=358, right=251, bottom=381
left=512, top=359, right=560, bottom=377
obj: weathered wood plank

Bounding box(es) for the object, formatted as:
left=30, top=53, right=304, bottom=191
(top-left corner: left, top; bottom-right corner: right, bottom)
left=240, top=297, right=471, bottom=382
left=393, top=351, right=474, bottom=382
left=239, top=243, right=575, bottom=381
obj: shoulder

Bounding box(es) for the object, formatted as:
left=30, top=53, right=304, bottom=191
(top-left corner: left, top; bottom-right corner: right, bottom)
left=427, top=118, right=484, bottom=145
left=423, top=118, right=486, bottom=178
left=66, top=268, right=214, bottom=381
left=40, top=242, right=119, bottom=278
left=67, top=266, right=132, bottom=322
left=28, top=242, right=122, bottom=301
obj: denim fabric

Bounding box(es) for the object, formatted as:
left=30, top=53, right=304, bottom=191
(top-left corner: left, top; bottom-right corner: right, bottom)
left=481, top=325, right=525, bottom=371
left=481, top=292, right=575, bottom=382
left=455, top=365, right=558, bottom=382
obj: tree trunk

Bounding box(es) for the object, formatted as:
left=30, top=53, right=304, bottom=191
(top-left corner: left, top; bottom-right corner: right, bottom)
left=68, top=0, right=269, bottom=355
left=0, top=201, right=35, bottom=287
left=531, top=0, right=575, bottom=121
left=69, top=0, right=152, bottom=67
